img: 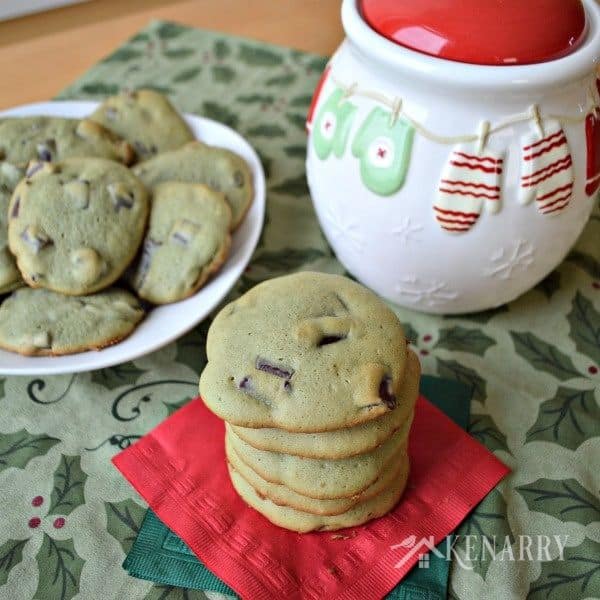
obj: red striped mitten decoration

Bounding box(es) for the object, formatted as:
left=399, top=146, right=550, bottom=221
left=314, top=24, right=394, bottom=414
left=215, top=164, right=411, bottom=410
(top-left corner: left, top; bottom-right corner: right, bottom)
left=519, top=120, right=573, bottom=215
left=434, top=145, right=503, bottom=233
left=585, top=104, right=600, bottom=196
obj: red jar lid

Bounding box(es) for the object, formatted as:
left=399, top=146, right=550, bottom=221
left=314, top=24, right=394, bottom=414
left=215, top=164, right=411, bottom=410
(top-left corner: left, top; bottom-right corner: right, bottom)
left=360, top=0, right=587, bottom=66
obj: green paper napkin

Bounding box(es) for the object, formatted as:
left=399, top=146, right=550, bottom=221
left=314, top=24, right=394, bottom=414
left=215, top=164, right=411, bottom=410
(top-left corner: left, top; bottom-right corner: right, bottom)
left=123, top=375, right=471, bottom=599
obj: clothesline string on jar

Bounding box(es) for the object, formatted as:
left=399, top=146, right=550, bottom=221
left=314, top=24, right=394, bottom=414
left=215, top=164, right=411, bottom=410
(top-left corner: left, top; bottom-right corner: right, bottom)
left=332, top=74, right=599, bottom=147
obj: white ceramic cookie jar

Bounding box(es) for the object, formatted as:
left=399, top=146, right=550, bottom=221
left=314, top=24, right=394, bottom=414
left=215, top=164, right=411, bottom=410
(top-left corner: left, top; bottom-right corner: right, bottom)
left=306, top=0, right=600, bottom=314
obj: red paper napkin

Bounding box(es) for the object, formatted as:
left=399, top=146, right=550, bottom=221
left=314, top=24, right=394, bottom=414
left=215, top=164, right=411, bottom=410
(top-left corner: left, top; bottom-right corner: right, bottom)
left=113, top=396, right=509, bottom=600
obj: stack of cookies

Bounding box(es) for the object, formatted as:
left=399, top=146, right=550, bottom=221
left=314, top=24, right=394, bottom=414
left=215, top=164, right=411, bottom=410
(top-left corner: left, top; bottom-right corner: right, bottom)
left=0, top=89, right=254, bottom=356
left=200, top=272, right=420, bottom=532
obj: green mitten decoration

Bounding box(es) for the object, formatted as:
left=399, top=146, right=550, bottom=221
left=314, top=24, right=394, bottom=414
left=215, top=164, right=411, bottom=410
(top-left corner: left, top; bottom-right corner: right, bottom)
left=351, top=107, right=415, bottom=196
left=312, top=88, right=357, bottom=160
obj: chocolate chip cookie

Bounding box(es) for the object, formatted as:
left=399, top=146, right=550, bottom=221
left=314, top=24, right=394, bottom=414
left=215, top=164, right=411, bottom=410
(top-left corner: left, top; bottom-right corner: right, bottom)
left=90, top=89, right=194, bottom=160
left=227, top=452, right=409, bottom=532
left=0, top=117, right=135, bottom=166
left=199, top=272, right=408, bottom=432
left=8, top=158, right=149, bottom=295
left=226, top=432, right=407, bottom=515
left=133, top=141, right=253, bottom=230
left=227, top=424, right=408, bottom=499
left=0, top=161, right=25, bottom=293
left=231, top=349, right=420, bottom=459
left=129, top=182, right=231, bottom=304
left=0, top=287, right=144, bottom=356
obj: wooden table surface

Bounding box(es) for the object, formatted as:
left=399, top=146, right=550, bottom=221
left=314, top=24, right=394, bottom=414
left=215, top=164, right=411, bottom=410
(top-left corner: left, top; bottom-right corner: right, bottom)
left=0, top=0, right=343, bottom=110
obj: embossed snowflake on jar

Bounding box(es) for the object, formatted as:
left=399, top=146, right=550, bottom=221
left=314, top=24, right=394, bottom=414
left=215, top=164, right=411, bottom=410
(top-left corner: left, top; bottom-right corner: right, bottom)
left=306, top=0, right=600, bottom=313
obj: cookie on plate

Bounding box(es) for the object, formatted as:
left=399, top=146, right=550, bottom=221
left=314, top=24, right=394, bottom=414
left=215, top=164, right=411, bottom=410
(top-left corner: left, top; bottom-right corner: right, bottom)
left=228, top=454, right=409, bottom=533
left=0, top=287, right=144, bottom=356
left=199, top=272, right=408, bottom=432
left=129, top=182, right=231, bottom=304
left=226, top=424, right=408, bottom=499
left=90, top=89, right=194, bottom=160
left=226, top=432, right=407, bottom=516
left=8, top=158, right=149, bottom=295
left=0, top=117, right=135, bottom=166
left=133, top=141, right=253, bottom=230
left=231, top=349, right=420, bottom=459
left=0, top=161, right=25, bottom=293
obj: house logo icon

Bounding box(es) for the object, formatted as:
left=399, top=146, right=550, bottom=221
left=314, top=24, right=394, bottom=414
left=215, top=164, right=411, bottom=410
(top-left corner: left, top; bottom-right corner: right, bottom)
left=391, top=535, right=445, bottom=569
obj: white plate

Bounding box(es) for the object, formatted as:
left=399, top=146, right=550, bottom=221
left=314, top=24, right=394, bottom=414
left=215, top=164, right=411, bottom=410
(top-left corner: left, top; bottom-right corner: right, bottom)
left=0, top=101, right=266, bottom=375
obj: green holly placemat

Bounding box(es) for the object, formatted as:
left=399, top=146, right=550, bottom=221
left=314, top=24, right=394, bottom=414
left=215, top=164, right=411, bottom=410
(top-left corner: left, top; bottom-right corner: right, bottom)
left=0, top=20, right=598, bottom=600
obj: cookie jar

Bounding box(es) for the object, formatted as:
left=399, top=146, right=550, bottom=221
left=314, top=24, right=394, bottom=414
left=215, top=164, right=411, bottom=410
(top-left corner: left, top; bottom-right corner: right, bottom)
left=306, top=0, right=600, bottom=314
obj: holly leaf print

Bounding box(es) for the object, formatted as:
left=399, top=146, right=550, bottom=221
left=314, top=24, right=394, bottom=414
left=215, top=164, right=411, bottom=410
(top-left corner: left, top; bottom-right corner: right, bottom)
left=138, top=84, right=174, bottom=95
left=163, top=398, right=192, bottom=417
left=250, top=248, right=327, bottom=273
left=129, top=32, right=150, bottom=43
left=247, top=124, right=286, bottom=138
left=0, top=378, right=4, bottom=399
left=283, top=145, right=307, bottom=158
left=535, top=269, right=561, bottom=299
left=455, top=488, right=513, bottom=579
left=163, top=47, right=195, bottom=60
left=528, top=538, right=600, bottom=600
left=35, top=535, right=84, bottom=600
left=105, top=500, right=146, bottom=555
left=270, top=174, right=309, bottom=197
left=567, top=250, right=600, bottom=279
left=526, top=386, right=599, bottom=450
left=434, top=326, right=495, bottom=355
left=285, top=112, right=307, bottom=130
left=175, top=320, right=209, bottom=374
left=80, top=82, right=119, bottom=96
left=102, top=47, right=143, bottom=63
left=266, top=73, right=297, bottom=86
left=236, top=94, right=274, bottom=105
left=401, top=322, right=419, bottom=345
left=435, top=358, right=486, bottom=403
left=0, top=429, right=59, bottom=473
left=510, top=331, right=582, bottom=380
left=200, top=101, right=239, bottom=129
left=567, top=291, right=600, bottom=366
left=238, top=44, right=283, bottom=66
left=211, top=65, right=236, bottom=83
left=145, top=585, right=212, bottom=600
left=213, top=39, right=231, bottom=60
left=91, top=362, right=147, bottom=390
left=172, top=67, right=202, bottom=83
left=468, top=414, right=509, bottom=454
left=517, top=478, right=600, bottom=526
left=48, top=455, right=87, bottom=516
left=289, top=94, right=313, bottom=108
left=306, top=56, right=329, bottom=72
left=156, top=22, right=187, bottom=40
left=0, top=538, right=28, bottom=586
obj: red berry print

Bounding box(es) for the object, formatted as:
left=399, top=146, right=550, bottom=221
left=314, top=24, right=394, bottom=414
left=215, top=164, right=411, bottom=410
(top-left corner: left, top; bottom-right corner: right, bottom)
left=420, top=349, right=429, bottom=356
left=589, top=365, right=598, bottom=375
left=28, top=517, right=41, bottom=529
left=593, top=282, right=600, bottom=289
left=423, top=334, right=432, bottom=343
left=53, top=517, right=65, bottom=529
left=31, top=495, right=44, bottom=507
